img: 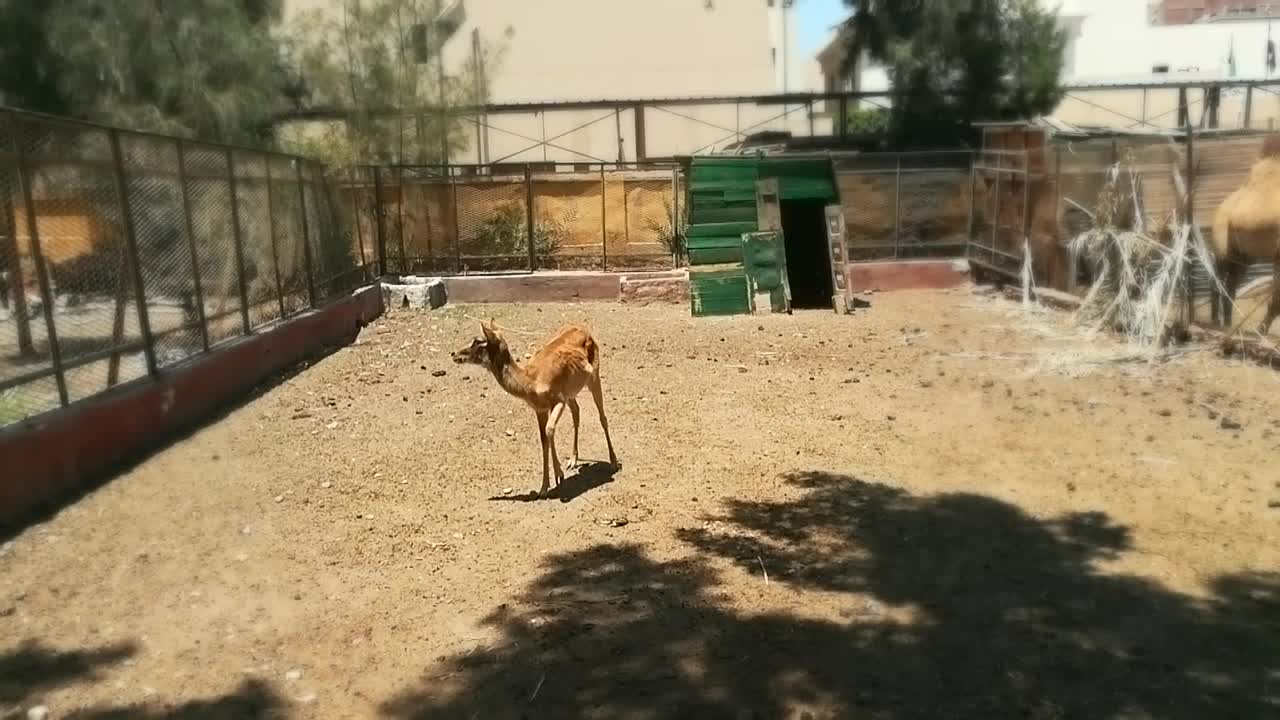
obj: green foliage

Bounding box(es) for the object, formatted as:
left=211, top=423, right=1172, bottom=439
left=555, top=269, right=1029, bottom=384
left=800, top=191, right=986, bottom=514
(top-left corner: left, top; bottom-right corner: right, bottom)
left=842, top=0, right=1065, bottom=148
left=0, top=0, right=294, bottom=146
left=845, top=107, right=890, bottom=135
left=284, top=0, right=505, bottom=168
left=468, top=203, right=566, bottom=266
left=647, top=197, right=686, bottom=262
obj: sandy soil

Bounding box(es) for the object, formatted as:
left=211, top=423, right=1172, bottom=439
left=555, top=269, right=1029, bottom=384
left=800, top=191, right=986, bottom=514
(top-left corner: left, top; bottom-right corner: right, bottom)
left=2, top=288, right=1278, bottom=719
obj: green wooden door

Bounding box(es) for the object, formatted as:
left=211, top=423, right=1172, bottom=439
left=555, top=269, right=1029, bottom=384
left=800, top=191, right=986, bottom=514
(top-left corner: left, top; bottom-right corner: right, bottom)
left=741, top=231, right=791, bottom=314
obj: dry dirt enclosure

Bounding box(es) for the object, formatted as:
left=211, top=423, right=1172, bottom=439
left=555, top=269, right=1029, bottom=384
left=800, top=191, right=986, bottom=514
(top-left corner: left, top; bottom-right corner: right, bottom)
left=2, top=289, right=1279, bottom=719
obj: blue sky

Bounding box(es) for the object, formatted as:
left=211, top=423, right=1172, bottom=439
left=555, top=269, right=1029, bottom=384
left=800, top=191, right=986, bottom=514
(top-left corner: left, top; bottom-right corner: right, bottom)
left=795, top=0, right=849, bottom=57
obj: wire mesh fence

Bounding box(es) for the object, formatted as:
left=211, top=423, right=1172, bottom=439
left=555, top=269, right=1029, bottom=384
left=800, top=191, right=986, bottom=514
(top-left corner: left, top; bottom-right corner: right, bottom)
left=969, top=149, right=1031, bottom=279
left=368, top=162, right=682, bottom=275
left=833, top=152, right=974, bottom=262
left=0, top=108, right=369, bottom=428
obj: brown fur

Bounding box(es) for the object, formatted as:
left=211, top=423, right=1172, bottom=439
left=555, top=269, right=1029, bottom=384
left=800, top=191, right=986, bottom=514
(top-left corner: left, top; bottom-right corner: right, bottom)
left=1209, top=152, right=1280, bottom=332
left=453, top=320, right=618, bottom=498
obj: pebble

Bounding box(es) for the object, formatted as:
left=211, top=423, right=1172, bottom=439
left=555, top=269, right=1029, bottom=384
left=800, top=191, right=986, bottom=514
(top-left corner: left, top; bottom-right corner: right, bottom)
left=1220, top=417, right=1243, bottom=431
left=325, top=421, right=339, bottom=430
left=27, top=706, right=49, bottom=720
left=321, top=481, right=332, bottom=489
left=505, top=430, right=515, bottom=437
left=501, top=487, right=514, bottom=495
left=298, top=692, right=318, bottom=704
left=241, top=525, right=252, bottom=535
left=274, top=495, right=284, bottom=503
left=285, top=669, right=302, bottom=682
left=432, top=370, right=447, bottom=377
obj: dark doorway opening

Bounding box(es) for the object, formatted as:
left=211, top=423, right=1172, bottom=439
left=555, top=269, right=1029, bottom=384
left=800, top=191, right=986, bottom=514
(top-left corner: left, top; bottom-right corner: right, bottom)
left=781, top=199, right=834, bottom=309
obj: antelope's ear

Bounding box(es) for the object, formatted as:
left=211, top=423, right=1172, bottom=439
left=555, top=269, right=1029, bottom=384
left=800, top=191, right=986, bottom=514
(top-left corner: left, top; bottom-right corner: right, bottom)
left=480, top=320, right=499, bottom=343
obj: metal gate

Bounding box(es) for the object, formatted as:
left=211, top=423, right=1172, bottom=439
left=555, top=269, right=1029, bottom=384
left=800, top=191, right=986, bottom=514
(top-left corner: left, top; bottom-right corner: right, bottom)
left=967, top=149, right=1030, bottom=281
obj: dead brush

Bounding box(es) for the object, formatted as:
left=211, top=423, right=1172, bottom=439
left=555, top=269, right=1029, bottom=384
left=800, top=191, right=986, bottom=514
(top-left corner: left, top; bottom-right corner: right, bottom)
left=1067, top=150, right=1198, bottom=353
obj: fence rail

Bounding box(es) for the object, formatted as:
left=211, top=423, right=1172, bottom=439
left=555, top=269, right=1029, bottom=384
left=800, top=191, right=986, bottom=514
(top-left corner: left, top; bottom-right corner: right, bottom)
left=0, top=108, right=370, bottom=428
left=351, top=162, right=684, bottom=275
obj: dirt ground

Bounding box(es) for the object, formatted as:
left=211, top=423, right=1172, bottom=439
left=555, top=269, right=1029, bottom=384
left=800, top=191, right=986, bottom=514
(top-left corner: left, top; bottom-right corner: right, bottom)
left=3, top=288, right=1279, bottom=719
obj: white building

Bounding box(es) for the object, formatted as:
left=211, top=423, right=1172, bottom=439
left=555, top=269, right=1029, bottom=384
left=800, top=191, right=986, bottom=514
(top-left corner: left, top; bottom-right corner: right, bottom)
left=285, top=0, right=819, bottom=161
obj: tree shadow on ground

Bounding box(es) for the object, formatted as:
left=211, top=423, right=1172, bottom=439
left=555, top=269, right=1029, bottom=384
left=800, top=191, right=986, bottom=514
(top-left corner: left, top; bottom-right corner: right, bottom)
left=382, top=470, right=1279, bottom=719
left=62, top=679, right=285, bottom=719
left=0, top=639, right=136, bottom=709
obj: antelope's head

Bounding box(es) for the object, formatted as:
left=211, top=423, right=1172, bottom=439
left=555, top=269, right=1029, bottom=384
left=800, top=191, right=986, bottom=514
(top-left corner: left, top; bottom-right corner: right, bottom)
left=452, top=319, right=506, bottom=365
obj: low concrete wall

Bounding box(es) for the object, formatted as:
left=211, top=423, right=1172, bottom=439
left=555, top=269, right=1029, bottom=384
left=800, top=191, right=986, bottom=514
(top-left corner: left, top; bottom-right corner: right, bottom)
left=620, top=270, right=688, bottom=305
left=0, top=285, right=383, bottom=528
left=444, top=272, right=622, bottom=303
left=845, top=259, right=971, bottom=293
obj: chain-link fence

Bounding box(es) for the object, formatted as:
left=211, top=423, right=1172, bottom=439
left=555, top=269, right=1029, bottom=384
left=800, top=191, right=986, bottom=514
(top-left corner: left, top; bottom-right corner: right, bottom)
left=364, top=162, right=682, bottom=275
left=0, top=109, right=370, bottom=428
left=833, top=151, right=975, bottom=262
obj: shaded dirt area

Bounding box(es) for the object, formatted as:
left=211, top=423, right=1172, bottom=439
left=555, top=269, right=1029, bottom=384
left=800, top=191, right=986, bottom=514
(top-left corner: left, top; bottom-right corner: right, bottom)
left=2, top=289, right=1278, bottom=719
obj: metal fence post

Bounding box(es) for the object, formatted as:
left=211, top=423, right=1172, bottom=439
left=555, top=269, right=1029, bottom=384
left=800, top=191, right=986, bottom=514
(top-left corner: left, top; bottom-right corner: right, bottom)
left=175, top=139, right=209, bottom=352
left=12, top=118, right=68, bottom=406
left=1, top=124, right=36, bottom=357
left=396, top=167, right=408, bottom=272
left=373, top=167, right=390, bottom=275
left=671, top=166, right=680, bottom=267
left=108, top=130, right=157, bottom=377
left=1020, top=152, right=1031, bottom=280
left=965, top=151, right=977, bottom=262
left=345, top=168, right=366, bottom=278
left=451, top=170, right=462, bottom=273
left=263, top=158, right=287, bottom=320
left=893, top=155, right=902, bottom=259
left=295, top=163, right=318, bottom=308
left=1185, top=127, right=1197, bottom=324
left=526, top=164, right=537, bottom=271
left=991, top=155, right=1001, bottom=267
left=601, top=166, right=609, bottom=270
left=225, top=149, right=253, bottom=335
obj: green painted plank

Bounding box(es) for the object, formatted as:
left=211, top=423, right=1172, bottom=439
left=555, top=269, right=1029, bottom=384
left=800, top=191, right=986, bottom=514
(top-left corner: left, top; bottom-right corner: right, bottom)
left=691, top=237, right=742, bottom=251
left=689, top=181, right=761, bottom=194
left=689, top=246, right=744, bottom=265
left=689, top=207, right=758, bottom=224
left=690, top=168, right=760, bottom=183
left=686, top=221, right=757, bottom=238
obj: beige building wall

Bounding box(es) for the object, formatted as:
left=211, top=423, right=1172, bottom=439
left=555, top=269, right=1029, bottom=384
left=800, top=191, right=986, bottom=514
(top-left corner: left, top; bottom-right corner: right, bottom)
left=283, top=0, right=822, bottom=161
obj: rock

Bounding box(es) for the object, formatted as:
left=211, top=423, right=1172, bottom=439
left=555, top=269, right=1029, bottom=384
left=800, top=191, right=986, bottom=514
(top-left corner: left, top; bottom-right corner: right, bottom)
left=27, top=706, right=49, bottom=720
left=321, top=481, right=332, bottom=489
left=501, top=487, right=514, bottom=496
left=432, top=370, right=447, bottom=378
left=298, top=692, right=318, bottom=704
left=505, top=429, right=515, bottom=437
left=619, top=271, right=688, bottom=305
left=325, top=421, right=339, bottom=430
left=844, top=377, right=860, bottom=384
left=1269, top=500, right=1280, bottom=509
left=981, top=379, right=995, bottom=389
left=241, top=525, right=252, bottom=535
left=274, top=495, right=284, bottom=503
left=291, top=411, right=313, bottom=420
left=1220, top=417, right=1242, bottom=431
left=285, top=669, right=303, bottom=682
left=381, top=278, right=446, bottom=310
left=1158, top=408, right=1172, bottom=417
